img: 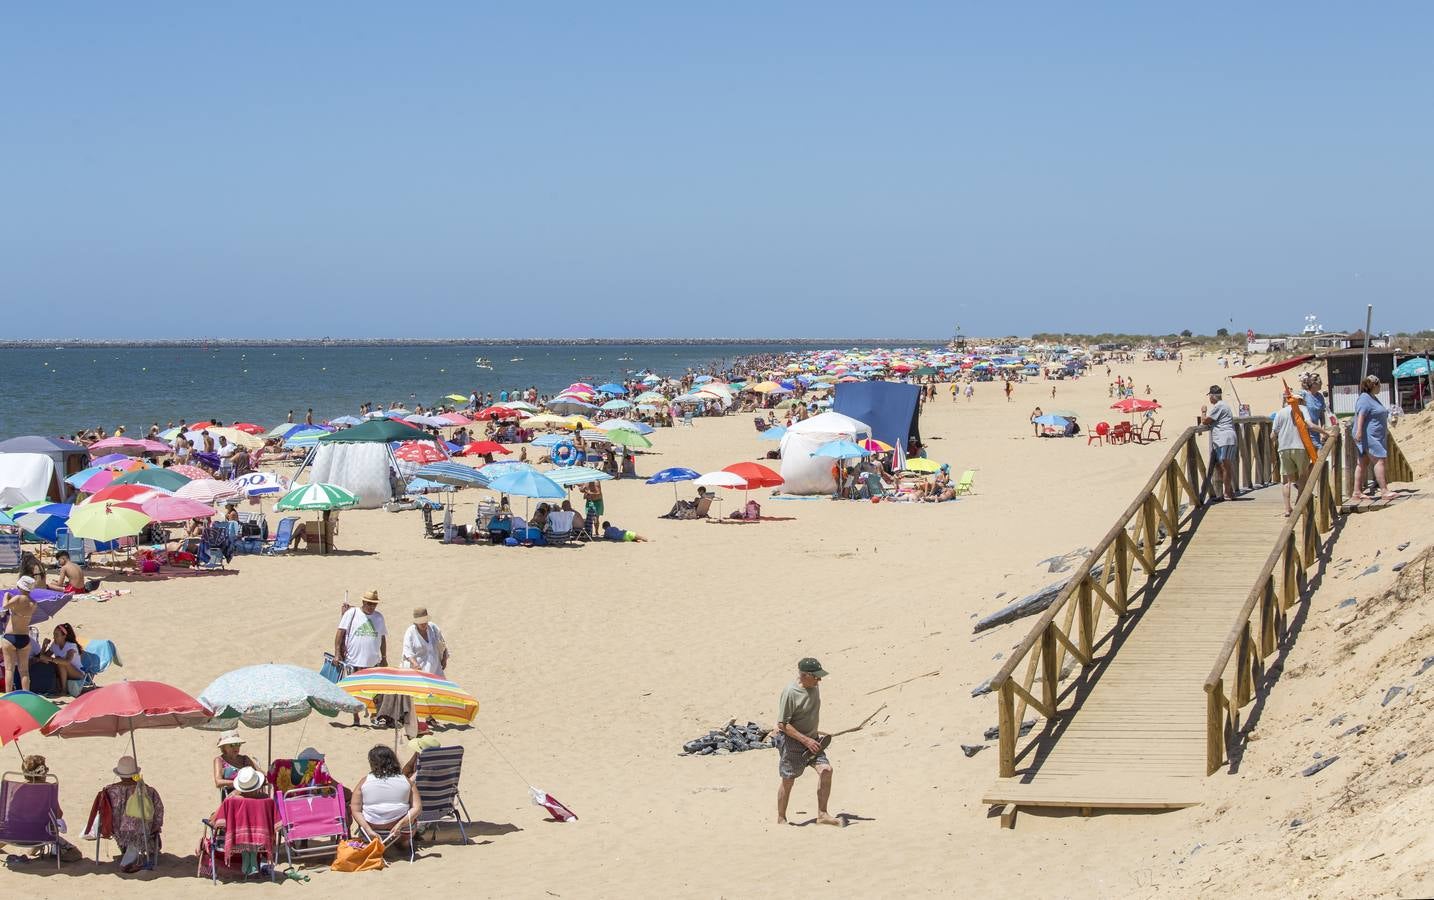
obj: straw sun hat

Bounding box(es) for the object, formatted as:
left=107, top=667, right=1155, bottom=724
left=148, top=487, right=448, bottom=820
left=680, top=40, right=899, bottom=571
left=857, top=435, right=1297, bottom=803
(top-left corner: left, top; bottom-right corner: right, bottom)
left=216, top=730, right=245, bottom=748
left=362, top=590, right=382, bottom=604
left=113, top=755, right=141, bottom=777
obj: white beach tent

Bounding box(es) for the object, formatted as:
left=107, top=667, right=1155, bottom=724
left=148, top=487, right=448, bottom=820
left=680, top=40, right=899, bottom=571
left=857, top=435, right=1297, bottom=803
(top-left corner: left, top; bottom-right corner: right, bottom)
left=0, top=453, right=58, bottom=506
left=307, top=443, right=393, bottom=509
left=778, top=411, right=871, bottom=495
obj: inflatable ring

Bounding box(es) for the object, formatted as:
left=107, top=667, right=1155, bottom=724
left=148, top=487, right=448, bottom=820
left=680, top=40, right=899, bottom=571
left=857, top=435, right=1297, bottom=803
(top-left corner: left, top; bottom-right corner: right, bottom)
left=552, top=441, right=578, bottom=467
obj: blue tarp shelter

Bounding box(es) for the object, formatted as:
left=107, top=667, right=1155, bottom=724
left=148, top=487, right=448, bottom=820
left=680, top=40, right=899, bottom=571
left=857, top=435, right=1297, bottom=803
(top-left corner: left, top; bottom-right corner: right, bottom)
left=832, top=382, right=922, bottom=450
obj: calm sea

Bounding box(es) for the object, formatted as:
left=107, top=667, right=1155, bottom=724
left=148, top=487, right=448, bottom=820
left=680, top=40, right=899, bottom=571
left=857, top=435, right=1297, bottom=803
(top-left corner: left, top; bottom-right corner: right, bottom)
left=0, top=342, right=939, bottom=439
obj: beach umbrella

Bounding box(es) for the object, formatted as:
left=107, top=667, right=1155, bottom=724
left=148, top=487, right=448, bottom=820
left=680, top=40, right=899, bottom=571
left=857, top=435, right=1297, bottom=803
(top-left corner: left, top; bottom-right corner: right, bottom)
left=394, top=441, right=449, bottom=464
left=693, top=470, right=748, bottom=489
left=232, top=423, right=264, bottom=435
left=0, top=692, right=61, bottom=757
left=138, top=495, right=217, bottom=523
left=415, top=461, right=486, bottom=488
left=475, top=461, right=538, bottom=482
left=169, top=464, right=214, bottom=481
left=66, top=467, right=125, bottom=493
left=722, top=462, right=784, bottom=489
left=439, top=412, right=473, bottom=425
left=197, top=663, right=365, bottom=762
left=456, top=440, right=510, bottom=457
left=475, top=406, right=519, bottom=421
left=903, top=458, right=944, bottom=473
left=177, top=479, right=243, bottom=504
left=1, top=587, right=72, bottom=630
left=520, top=414, right=569, bottom=429
left=81, top=483, right=168, bottom=506
left=597, top=383, right=627, bottom=395
left=1033, top=414, right=1071, bottom=427
left=597, top=419, right=654, bottom=434
left=634, top=391, right=665, bottom=404
left=811, top=440, right=870, bottom=460
left=504, top=400, right=539, bottom=412
left=530, top=434, right=568, bottom=449
left=86, top=436, right=153, bottom=455
left=600, top=399, right=632, bottom=411
left=758, top=425, right=787, bottom=442
left=545, top=465, right=613, bottom=487
left=404, top=415, right=450, bottom=428
left=547, top=399, right=598, bottom=416
left=646, top=466, right=700, bottom=500
left=110, top=468, right=191, bottom=492
left=446, top=394, right=470, bottom=404
left=1110, top=398, right=1159, bottom=413
left=284, top=431, right=324, bottom=449
left=1394, top=357, right=1431, bottom=378
left=562, top=415, right=597, bottom=430
left=487, top=469, right=565, bottom=501
left=330, top=415, right=363, bottom=427
left=6, top=502, right=71, bottom=543
left=276, top=483, right=359, bottom=511
left=861, top=438, right=894, bottom=452
left=600, top=428, right=651, bottom=450
left=336, top=668, right=478, bottom=726
left=0, top=509, right=13, bottom=527
left=66, top=501, right=151, bottom=541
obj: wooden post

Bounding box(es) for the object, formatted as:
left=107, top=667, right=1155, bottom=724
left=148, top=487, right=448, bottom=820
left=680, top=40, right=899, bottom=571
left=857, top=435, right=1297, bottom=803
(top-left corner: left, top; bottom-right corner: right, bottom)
left=1332, top=428, right=1344, bottom=509
left=1040, top=628, right=1059, bottom=712
left=1141, top=495, right=1159, bottom=576
left=1280, top=534, right=1298, bottom=610
left=1206, top=683, right=1224, bottom=775
left=1077, top=578, right=1094, bottom=657
left=1235, top=628, right=1252, bottom=707
left=1114, top=532, right=1130, bottom=614
left=1164, top=462, right=1180, bottom=540
left=999, top=803, right=1017, bottom=829
left=998, top=683, right=1016, bottom=778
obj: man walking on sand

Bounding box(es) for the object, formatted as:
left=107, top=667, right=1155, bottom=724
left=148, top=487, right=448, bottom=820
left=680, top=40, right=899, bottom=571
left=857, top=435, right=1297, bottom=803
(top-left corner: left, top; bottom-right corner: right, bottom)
left=776, top=657, right=840, bottom=826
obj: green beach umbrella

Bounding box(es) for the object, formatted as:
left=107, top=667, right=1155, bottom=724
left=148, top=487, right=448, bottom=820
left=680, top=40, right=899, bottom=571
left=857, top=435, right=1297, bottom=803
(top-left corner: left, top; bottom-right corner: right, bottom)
left=276, top=482, right=359, bottom=511
left=602, top=429, right=652, bottom=449
left=110, top=468, right=192, bottom=491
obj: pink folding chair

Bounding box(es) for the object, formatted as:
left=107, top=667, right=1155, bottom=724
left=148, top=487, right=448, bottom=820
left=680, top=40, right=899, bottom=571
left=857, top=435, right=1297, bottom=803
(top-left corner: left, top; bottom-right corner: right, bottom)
left=274, top=784, right=349, bottom=866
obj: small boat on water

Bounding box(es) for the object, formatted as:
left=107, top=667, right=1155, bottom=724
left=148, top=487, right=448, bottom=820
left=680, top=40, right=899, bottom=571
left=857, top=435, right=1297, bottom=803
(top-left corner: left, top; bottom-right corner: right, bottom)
left=475, top=356, right=494, bottom=370
left=510, top=357, right=524, bottom=362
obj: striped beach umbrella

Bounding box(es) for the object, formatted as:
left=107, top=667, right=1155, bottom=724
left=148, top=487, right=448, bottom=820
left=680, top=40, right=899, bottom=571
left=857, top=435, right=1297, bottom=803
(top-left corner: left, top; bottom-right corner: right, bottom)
left=414, top=461, right=486, bottom=488
left=336, top=668, right=478, bottom=725
left=275, top=482, right=359, bottom=511
left=176, top=479, right=242, bottom=504
left=6, top=502, right=71, bottom=543
left=545, top=465, right=612, bottom=487
left=0, top=691, right=61, bottom=748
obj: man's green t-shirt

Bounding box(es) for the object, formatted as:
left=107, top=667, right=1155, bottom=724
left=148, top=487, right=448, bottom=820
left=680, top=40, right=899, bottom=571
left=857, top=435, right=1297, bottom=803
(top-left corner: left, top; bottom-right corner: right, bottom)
left=778, top=682, right=820, bottom=737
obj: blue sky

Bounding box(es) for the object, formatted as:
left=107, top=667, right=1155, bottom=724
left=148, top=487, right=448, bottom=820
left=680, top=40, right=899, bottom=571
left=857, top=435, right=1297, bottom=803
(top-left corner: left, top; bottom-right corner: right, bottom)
left=4, top=4, right=1431, bottom=339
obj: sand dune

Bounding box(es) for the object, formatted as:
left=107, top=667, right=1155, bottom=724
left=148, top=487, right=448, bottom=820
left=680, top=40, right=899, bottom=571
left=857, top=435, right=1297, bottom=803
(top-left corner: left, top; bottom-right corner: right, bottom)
left=14, top=353, right=1430, bottom=898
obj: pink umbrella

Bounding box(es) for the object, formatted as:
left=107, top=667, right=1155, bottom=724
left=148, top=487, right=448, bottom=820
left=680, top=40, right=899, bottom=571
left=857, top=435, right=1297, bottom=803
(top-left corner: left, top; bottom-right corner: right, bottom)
left=88, top=437, right=149, bottom=455
left=169, top=464, right=213, bottom=480
left=140, top=495, right=218, bottom=523
left=176, top=480, right=242, bottom=504
left=394, top=441, right=448, bottom=463
left=439, top=413, right=473, bottom=425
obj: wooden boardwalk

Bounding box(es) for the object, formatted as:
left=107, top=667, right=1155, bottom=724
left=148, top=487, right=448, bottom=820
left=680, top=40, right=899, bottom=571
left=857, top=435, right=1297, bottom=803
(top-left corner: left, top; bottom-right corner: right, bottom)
left=983, top=486, right=1290, bottom=811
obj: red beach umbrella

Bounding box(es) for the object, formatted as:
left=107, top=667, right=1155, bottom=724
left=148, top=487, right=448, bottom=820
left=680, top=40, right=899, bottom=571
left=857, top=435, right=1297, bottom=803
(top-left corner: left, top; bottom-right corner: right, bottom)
left=1110, top=397, right=1160, bottom=413
left=475, top=406, right=519, bottom=421
left=232, top=423, right=265, bottom=435
left=721, top=462, right=785, bottom=489
left=81, top=483, right=169, bottom=506
left=458, top=440, right=511, bottom=457
left=42, top=680, right=209, bottom=741
left=394, top=441, right=449, bottom=463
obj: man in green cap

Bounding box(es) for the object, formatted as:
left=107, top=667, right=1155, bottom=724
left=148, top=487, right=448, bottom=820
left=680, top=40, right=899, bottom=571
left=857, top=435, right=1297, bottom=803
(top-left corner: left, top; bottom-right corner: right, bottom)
left=775, top=657, right=840, bottom=826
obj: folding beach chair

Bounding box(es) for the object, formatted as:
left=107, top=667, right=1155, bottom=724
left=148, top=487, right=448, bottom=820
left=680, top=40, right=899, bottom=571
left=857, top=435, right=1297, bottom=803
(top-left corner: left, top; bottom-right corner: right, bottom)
left=954, top=470, right=976, bottom=495
left=412, top=746, right=471, bottom=846
left=52, top=528, right=89, bottom=568
left=680, top=411, right=695, bottom=427
left=0, top=772, right=64, bottom=869
left=198, top=794, right=279, bottom=882
left=0, top=534, right=19, bottom=571
left=1145, top=419, right=1164, bottom=441
left=263, top=517, right=299, bottom=555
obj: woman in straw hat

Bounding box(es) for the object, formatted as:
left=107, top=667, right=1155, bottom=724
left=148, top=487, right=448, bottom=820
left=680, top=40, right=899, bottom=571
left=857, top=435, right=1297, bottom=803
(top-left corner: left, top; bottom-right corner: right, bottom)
left=213, top=730, right=258, bottom=794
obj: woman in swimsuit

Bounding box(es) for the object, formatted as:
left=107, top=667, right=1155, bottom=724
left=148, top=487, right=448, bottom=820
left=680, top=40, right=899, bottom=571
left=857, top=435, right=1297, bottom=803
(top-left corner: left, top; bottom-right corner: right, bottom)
left=3, top=577, right=38, bottom=691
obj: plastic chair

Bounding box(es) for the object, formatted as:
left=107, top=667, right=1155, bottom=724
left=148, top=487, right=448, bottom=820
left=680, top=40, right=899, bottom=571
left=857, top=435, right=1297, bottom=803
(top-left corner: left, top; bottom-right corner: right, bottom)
left=1088, top=422, right=1110, bottom=446
left=954, top=470, right=976, bottom=495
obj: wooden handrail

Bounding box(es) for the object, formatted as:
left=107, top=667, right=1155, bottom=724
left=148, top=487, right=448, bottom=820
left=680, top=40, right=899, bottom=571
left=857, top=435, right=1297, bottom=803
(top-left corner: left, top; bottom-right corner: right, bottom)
left=990, top=418, right=1276, bottom=779
left=1202, top=425, right=1358, bottom=773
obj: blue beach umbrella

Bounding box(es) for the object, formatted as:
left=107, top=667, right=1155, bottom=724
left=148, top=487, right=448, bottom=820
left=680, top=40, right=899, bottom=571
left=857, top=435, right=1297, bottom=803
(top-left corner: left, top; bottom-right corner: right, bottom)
left=0, top=509, right=14, bottom=527
left=600, top=399, right=632, bottom=411
left=475, top=461, right=538, bottom=486
left=531, top=434, right=567, bottom=449
left=1394, top=357, right=1431, bottom=379
left=487, top=469, right=564, bottom=500
left=811, top=440, right=870, bottom=460
left=415, top=461, right=486, bottom=488
left=646, top=467, right=701, bottom=485
left=597, top=383, right=627, bottom=395
left=7, top=502, right=72, bottom=543
left=1033, top=414, right=1071, bottom=427
left=406, top=477, right=447, bottom=493
left=330, top=415, right=363, bottom=427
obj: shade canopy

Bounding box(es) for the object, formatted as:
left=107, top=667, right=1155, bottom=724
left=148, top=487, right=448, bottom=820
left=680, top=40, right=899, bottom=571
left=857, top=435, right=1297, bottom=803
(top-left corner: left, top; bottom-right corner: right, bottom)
left=318, top=419, right=432, bottom=443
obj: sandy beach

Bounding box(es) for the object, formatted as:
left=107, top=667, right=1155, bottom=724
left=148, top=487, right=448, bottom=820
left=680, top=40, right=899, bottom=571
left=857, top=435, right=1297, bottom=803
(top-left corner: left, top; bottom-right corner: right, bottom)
left=13, top=352, right=1433, bottom=898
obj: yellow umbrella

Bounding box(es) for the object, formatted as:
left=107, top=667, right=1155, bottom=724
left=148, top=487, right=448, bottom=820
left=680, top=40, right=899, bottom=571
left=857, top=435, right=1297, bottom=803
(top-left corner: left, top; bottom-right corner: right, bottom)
left=67, top=501, right=152, bottom=541
left=563, top=415, right=597, bottom=430
left=749, top=381, right=781, bottom=394
left=904, top=458, right=944, bottom=473
left=445, top=394, right=469, bottom=403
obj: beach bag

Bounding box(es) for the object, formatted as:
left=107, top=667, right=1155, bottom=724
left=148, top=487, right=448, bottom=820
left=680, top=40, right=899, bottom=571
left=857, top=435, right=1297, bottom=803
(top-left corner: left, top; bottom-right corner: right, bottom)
left=331, top=836, right=385, bottom=872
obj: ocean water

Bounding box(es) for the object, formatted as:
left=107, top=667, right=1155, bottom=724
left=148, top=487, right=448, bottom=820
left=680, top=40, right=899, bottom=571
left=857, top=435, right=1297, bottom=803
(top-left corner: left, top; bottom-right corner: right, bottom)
left=0, top=341, right=939, bottom=439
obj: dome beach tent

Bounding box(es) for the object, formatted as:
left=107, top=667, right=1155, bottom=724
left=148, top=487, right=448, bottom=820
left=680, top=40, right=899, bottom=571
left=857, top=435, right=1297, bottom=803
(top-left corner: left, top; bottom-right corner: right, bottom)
left=778, top=411, right=872, bottom=495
